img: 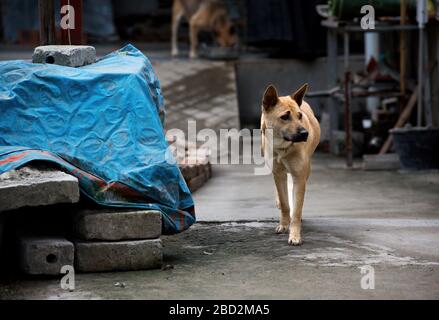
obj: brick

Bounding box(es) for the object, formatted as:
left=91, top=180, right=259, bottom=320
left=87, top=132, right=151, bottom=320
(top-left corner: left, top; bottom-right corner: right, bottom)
left=73, top=209, right=161, bottom=241
left=75, top=239, right=162, bottom=272
left=187, top=172, right=207, bottom=193
left=180, top=164, right=198, bottom=180
left=32, top=45, right=96, bottom=67
left=0, top=166, right=80, bottom=212
left=19, top=237, right=74, bottom=275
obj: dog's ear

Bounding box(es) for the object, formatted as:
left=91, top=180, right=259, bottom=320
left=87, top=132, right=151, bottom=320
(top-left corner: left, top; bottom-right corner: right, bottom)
left=291, top=83, right=308, bottom=107
left=262, top=85, right=278, bottom=111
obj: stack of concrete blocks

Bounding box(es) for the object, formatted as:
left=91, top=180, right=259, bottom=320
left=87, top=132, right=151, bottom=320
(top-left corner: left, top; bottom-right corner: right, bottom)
left=0, top=166, right=80, bottom=275
left=0, top=167, right=164, bottom=275
left=72, top=209, right=163, bottom=272
left=0, top=46, right=201, bottom=275
left=167, top=137, right=213, bottom=193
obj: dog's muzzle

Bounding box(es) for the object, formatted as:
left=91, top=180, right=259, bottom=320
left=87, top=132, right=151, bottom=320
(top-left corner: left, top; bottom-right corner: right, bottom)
left=283, top=128, right=309, bottom=143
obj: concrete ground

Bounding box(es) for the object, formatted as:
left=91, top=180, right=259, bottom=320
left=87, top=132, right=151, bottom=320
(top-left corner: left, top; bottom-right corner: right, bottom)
left=0, top=45, right=438, bottom=299
left=1, top=154, right=438, bottom=299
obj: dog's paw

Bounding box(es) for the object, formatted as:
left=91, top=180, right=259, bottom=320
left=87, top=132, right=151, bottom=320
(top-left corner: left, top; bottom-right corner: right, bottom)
left=171, top=49, right=179, bottom=57
left=275, top=224, right=289, bottom=234
left=288, top=234, right=303, bottom=246
left=189, top=51, right=198, bottom=59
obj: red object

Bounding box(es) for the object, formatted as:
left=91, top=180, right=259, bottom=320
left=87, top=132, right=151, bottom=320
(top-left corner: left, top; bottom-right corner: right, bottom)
left=60, top=0, right=83, bottom=44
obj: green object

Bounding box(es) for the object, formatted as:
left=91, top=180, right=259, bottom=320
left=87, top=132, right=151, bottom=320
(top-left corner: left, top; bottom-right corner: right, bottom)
left=328, top=0, right=417, bottom=20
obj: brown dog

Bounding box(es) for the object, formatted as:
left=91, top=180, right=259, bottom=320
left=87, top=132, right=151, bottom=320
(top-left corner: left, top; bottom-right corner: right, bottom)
left=261, top=84, right=320, bottom=245
left=171, top=0, right=237, bottom=58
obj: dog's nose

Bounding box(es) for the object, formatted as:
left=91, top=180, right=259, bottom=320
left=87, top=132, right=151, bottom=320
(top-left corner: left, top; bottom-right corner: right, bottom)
left=298, top=127, right=308, bottom=140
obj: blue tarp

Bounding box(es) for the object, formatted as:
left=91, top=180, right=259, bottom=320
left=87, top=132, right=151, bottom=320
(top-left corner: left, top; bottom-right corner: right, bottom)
left=0, top=44, right=195, bottom=234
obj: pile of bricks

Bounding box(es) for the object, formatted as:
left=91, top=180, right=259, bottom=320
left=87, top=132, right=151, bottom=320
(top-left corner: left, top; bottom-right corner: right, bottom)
left=0, top=165, right=163, bottom=275
left=168, top=137, right=213, bottom=193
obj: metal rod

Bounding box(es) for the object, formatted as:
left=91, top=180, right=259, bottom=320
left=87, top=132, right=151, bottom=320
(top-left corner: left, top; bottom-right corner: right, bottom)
left=327, top=29, right=338, bottom=154
left=417, top=26, right=424, bottom=127
left=344, top=71, right=353, bottom=168
left=343, top=32, right=352, bottom=168
left=417, top=0, right=427, bottom=127
left=399, top=0, right=407, bottom=112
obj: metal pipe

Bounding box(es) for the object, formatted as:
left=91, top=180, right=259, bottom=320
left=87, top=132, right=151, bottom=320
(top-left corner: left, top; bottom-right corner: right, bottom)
left=344, top=71, right=353, bottom=168
left=417, top=0, right=427, bottom=127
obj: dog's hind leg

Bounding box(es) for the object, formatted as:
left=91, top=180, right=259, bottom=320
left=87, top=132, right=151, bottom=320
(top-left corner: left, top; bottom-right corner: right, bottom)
left=171, top=0, right=184, bottom=56
left=273, top=169, right=290, bottom=234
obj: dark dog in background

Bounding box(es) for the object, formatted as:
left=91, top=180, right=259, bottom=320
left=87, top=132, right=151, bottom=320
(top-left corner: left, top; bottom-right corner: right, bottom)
left=171, top=0, right=237, bottom=58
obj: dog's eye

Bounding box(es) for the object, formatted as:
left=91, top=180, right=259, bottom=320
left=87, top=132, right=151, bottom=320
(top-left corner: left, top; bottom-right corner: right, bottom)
left=298, top=112, right=303, bottom=120
left=280, top=112, right=291, bottom=121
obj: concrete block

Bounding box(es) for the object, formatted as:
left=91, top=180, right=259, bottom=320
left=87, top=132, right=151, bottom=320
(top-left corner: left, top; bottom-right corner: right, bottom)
left=363, top=154, right=401, bottom=171
left=0, top=166, right=80, bottom=212
left=32, top=45, right=96, bottom=67
left=73, top=209, right=162, bottom=241
left=75, top=239, right=162, bottom=272
left=19, top=237, right=74, bottom=275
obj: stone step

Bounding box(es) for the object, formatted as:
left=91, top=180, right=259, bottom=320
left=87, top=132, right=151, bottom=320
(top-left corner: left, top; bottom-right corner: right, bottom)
left=74, top=239, right=162, bottom=272
left=72, top=209, right=162, bottom=241
left=0, top=166, right=80, bottom=212
left=19, top=236, right=74, bottom=275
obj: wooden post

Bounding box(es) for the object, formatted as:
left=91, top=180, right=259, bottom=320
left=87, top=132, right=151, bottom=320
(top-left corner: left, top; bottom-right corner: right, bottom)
left=38, top=0, right=56, bottom=45
left=60, top=0, right=84, bottom=45
left=399, top=0, right=407, bottom=110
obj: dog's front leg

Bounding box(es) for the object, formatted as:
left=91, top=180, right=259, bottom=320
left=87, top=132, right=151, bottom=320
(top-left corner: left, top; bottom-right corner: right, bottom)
left=171, top=1, right=183, bottom=56
left=189, top=23, right=199, bottom=59
left=288, top=177, right=306, bottom=245
left=273, top=170, right=290, bottom=233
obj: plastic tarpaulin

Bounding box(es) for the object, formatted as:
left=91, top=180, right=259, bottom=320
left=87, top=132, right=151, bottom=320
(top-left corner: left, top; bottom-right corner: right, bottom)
left=0, top=44, right=195, bottom=234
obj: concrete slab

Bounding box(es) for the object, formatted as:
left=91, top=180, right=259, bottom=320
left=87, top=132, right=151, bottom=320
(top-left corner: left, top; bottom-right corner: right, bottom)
left=32, top=45, right=96, bottom=67
left=73, top=209, right=162, bottom=241
left=363, top=153, right=401, bottom=171
left=75, top=239, right=163, bottom=273
left=0, top=166, right=80, bottom=212
left=19, top=237, right=74, bottom=276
